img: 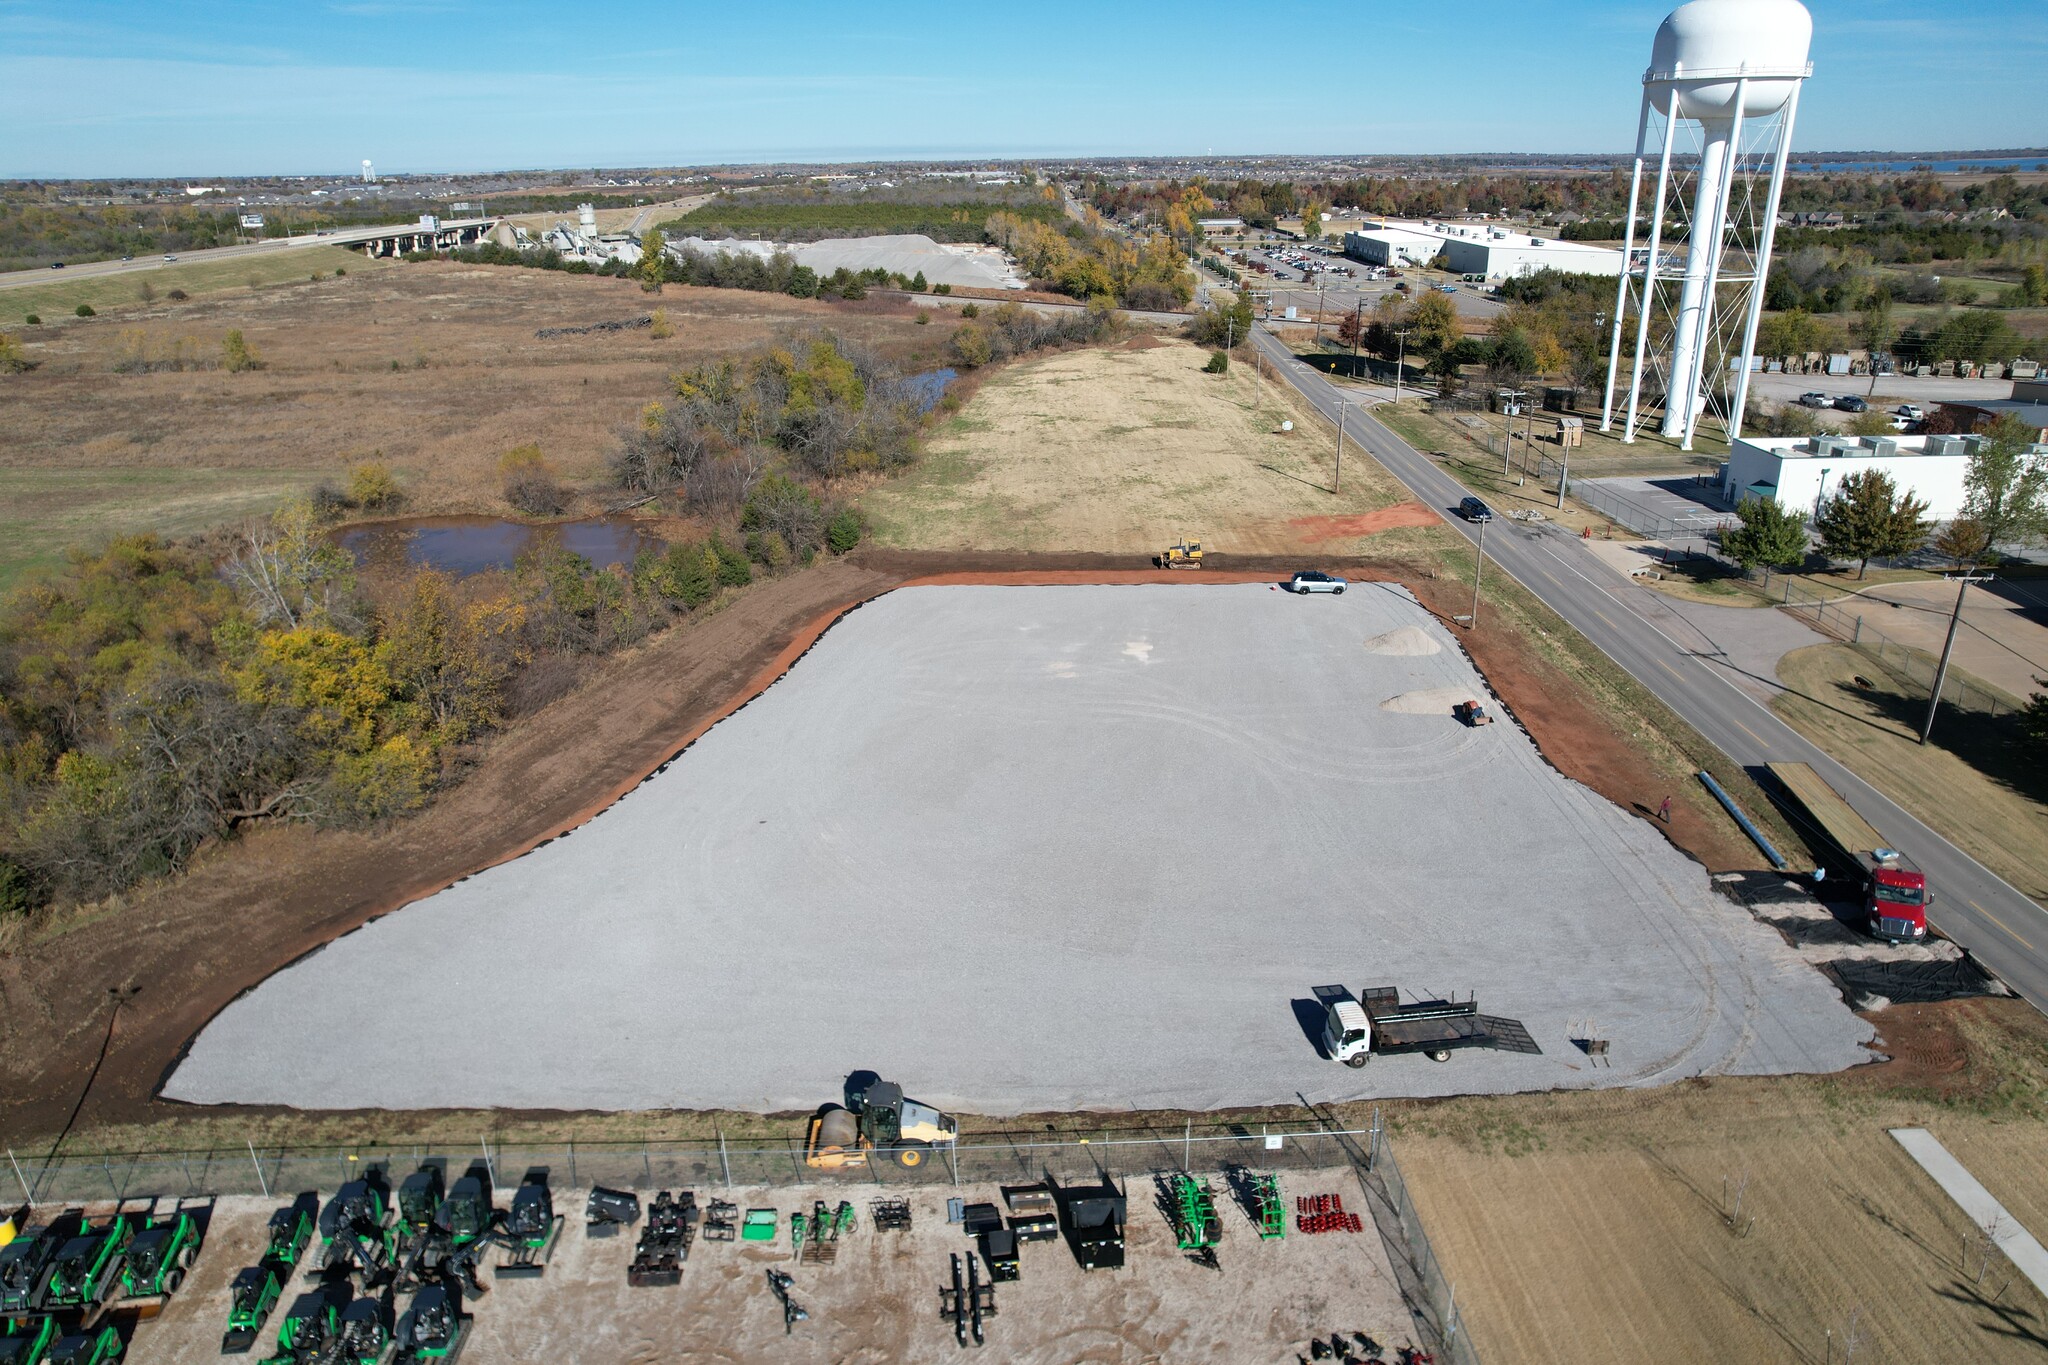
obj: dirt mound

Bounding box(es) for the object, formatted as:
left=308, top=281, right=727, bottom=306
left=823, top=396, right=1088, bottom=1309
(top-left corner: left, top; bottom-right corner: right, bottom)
left=1380, top=687, right=1474, bottom=715
left=1363, top=625, right=1441, bottom=656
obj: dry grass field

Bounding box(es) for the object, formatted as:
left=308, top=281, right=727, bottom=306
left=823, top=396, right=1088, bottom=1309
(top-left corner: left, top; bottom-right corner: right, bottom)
left=0, top=263, right=942, bottom=589
left=1774, top=644, right=2048, bottom=909
left=863, top=339, right=1438, bottom=557
left=1398, top=998, right=2048, bottom=1365
left=0, top=244, right=378, bottom=324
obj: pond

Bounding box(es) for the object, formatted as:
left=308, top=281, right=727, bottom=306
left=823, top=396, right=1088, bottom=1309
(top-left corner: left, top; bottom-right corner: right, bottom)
left=333, top=516, right=664, bottom=577
left=902, top=367, right=957, bottom=413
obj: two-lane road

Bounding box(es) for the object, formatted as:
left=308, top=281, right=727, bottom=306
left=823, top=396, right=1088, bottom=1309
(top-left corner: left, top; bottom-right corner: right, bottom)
left=1253, top=326, right=2048, bottom=1010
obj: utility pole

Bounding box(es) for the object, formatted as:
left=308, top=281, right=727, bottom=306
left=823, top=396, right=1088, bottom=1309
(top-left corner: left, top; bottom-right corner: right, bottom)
left=1921, top=571, right=1992, bottom=745
left=1314, top=282, right=1327, bottom=342
left=1466, top=512, right=1489, bottom=629
left=1334, top=401, right=1346, bottom=493
left=1394, top=328, right=1409, bottom=404
left=1497, top=387, right=1527, bottom=477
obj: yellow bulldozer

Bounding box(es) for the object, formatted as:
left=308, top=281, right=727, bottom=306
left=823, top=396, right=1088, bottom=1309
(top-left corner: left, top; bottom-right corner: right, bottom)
left=1159, top=536, right=1204, bottom=569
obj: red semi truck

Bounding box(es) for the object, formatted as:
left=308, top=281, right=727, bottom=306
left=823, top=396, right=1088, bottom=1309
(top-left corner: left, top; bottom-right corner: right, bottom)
left=1768, top=761, right=1931, bottom=943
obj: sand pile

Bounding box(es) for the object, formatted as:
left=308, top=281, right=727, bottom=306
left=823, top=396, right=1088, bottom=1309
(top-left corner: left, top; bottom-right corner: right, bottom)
left=1363, top=626, right=1441, bottom=656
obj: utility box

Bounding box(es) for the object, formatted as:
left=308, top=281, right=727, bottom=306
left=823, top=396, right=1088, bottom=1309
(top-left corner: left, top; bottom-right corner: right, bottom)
left=1557, top=417, right=1584, bottom=448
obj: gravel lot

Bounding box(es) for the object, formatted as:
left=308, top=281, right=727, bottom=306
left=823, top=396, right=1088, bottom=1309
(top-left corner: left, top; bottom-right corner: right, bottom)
left=169, top=584, right=1872, bottom=1112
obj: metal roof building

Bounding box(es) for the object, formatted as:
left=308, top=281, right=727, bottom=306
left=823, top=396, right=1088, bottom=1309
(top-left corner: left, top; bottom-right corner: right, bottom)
left=1342, top=219, right=1625, bottom=279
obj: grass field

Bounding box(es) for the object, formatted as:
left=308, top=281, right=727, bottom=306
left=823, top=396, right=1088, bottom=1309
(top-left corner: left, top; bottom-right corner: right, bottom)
left=0, top=245, right=380, bottom=326
left=1398, top=997, right=2048, bottom=1365
left=661, top=194, right=1063, bottom=243
left=0, top=467, right=327, bottom=593
left=1773, top=643, right=2048, bottom=909
left=864, top=339, right=1429, bottom=556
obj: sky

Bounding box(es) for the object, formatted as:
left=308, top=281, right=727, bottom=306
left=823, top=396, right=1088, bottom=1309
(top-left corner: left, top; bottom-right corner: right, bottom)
left=3, top=0, right=2044, bottom=179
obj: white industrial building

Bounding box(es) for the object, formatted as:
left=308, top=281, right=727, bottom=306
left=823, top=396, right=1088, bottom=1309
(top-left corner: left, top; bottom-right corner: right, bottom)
left=1718, top=432, right=2045, bottom=523
left=1342, top=219, right=1624, bottom=279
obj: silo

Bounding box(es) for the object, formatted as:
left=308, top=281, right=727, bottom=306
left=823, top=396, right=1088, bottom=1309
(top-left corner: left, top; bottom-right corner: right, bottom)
left=1600, top=0, right=1813, bottom=450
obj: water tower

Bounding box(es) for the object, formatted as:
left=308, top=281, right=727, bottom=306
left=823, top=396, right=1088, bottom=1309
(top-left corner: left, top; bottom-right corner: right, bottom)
left=362, top=159, right=376, bottom=185
left=1600, top=0, right=1812, bottom=450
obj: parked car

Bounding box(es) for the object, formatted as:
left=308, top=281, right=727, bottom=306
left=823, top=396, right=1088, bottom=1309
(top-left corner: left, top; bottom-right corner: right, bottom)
left=1458, top=496, right=1494, bottom=523
left=1288, top=570, right=1348, bottom=595
left=48, top=261, right=64, bottom=269
left=1835, top=395, right=1868, bottom=413
left=1893, top=404, right=1924, bottom=421
left=164, top=254, right=178, bottom=262
left=1798, top=391, right=1833, bottom=408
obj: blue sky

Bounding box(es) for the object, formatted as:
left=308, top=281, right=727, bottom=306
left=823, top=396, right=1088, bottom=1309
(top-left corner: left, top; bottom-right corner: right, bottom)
left=3, top=1, right=2043, bottom=178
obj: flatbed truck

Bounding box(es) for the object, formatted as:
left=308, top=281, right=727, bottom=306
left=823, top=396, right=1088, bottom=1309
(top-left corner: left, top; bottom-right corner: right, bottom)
left=1313, top=984, right=1539, bottom=1067
left=1767, top=762, right=1930, bottom=943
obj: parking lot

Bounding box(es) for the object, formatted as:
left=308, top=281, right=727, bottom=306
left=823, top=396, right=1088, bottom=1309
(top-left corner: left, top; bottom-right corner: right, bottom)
left=168, top=584, right=1872, bottom=1114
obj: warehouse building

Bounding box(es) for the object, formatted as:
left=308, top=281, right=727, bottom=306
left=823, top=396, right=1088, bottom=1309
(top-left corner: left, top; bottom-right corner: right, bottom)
left=1718, top=432, right=2047, bottom=523
left=1342, top=219, right=1624, bottom=279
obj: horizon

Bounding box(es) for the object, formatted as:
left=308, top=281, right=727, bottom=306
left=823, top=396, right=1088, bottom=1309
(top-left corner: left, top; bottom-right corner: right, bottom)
left=5, top=0, right=2045, bottom=180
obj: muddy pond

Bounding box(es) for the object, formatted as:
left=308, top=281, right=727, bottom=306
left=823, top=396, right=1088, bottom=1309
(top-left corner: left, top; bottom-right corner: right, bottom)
left=333, top=516, right=664, bottom=576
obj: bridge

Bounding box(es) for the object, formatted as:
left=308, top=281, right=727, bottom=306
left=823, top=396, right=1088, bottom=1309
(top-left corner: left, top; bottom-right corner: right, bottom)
left=326, top=217, right=504, bottom=257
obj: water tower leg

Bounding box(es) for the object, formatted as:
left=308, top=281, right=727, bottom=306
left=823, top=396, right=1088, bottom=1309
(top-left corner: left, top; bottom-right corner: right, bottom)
left=1624, top=104, right=1679, bottom=445
left=1663, top=118, right=1735, bottom=442
left=1727, top=84, right=1802, bottom=445
left=1603, top=95, right=1652, bottom=433
left=1684, top=81, right=1749, bottom=451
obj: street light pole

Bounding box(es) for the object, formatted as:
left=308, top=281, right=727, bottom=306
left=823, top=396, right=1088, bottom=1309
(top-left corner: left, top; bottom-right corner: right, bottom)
left=1468, top=513, right=1488, bottom=628
left=1921, top=571, right=1993, bottom=745
left=1335, top=401, right=1346, bottom=493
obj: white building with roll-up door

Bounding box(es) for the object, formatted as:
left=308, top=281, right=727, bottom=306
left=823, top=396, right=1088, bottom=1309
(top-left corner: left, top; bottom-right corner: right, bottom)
left=1718, top=432, right=2046, bottom=523
left=1343, top=218, right=1624, bottom=279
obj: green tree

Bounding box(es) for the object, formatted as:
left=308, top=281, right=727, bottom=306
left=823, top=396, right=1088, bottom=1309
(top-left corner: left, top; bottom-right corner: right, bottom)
left=1405, top=290, right=1461, bottom=363
left=637, top=228, right=667, bottom=293
left=1300, top=200, right=1325, bottom=240
left=1721, top=496, right=1810, bottom=570
left=2023, top=680, right=2048, bottom=756
left=1814, top=469, right=1930, bottom=578
left=2021, top=263, right=2047, bottom=307
left=909, top=270, right=927, bottom=292
left=1856, top=299, right=1893, bottom=395
left=222, top=328, right=263, bottom=372
left=1961, top=413, right=2048, bottom=553
left=1932, top=516, right=1991, bottom=568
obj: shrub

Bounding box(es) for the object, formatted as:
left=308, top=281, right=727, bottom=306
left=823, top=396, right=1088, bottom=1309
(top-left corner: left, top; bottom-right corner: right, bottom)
left=0, top=333, right=32, bottom=373
left=334, top=268, right=345, bottom=278
left=826, top=505, right=865, bottom=554
left=915, top=311, right=930, bottom=325
left=934, top=283, right=952, bottom=295
left=0, top=855, right=45, bottom=917
left=348, top=460, right=402, bottom=509
left=1204, top=350, right=1229, bottom=374
left=75, top=304, right=95, bottom=318
left=960, top=302, right=980, bottom=318
left=222, top=328, right=264, bottom=372
left=309, top=480, right=352, bottom=519
left=746, top=529, right=792, bottom=568
left=505, top=467, right=568, bottom=516
left=323, top=735, right=435, bottom=824
left=649, top=308, right=675, bottom=339
left=166, top=289, right=188, bottom=301
left=498, top=443, right=546, bottom=473
left=711, top=536, right=752, bottom=587
left=24, top=314, right=39, bottom=325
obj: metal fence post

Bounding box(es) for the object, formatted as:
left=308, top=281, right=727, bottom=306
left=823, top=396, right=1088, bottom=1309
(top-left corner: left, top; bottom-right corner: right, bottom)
left=1183, top=1119, right=1193, bottom=1173
left=246, top=1141, right=270, bottom=1199
left=7, top=1148, right=31, bottom=1204
left=718, top=1133, right=731, bottom=1188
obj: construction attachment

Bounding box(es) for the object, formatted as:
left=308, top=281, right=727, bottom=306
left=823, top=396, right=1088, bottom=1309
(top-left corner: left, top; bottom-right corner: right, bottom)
left=583, top=1187, right=640, bottom=1238
left=627, top=1191, right=695, bottom=1287
left=1000, top=1186, right=1056, bottom=1244
left=1165, top=1174, right=1222, bottom=1269
left=1295, top=1193, right=1363, bottom=1235
left=1251, top=1173, right=1286, bottom=1241
left=790, top=1200, right=854, bottom=1266
left=938, top=1252, right=997, bottom=1348
left=869, top=1198, right=913, bottom=1233
left=702, top=1200, right=739, bottom=1243
left=765, top=1269, right=808, bottom=1335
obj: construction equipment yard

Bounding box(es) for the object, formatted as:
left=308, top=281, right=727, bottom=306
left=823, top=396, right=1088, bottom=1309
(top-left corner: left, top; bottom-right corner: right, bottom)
left=168, top=581, right=1871, bottom=1113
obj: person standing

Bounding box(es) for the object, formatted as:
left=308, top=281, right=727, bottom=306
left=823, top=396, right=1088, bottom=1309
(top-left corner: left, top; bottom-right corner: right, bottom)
left=1657, top=795, right=1673, bottom=823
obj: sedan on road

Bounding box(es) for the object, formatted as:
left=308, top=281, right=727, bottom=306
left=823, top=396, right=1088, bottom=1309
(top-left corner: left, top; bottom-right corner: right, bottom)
left=1458, top=496, right=1494, bottom=523
left=1288, top=570, right=1348, bottom=595
left=1835, top=395, right=1868, bottom=413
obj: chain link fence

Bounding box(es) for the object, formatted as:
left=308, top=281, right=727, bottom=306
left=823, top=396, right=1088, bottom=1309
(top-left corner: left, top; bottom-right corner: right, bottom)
left=6, top=1117, right=1479, bottom=1362
left=1751, top=568, right=2017, bottom=718
left=1574, top=476, right=1739, bottom=539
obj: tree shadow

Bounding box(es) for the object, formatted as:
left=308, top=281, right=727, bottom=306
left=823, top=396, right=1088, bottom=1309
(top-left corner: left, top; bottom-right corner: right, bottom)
left=1257, top=463, right=1335, bottom=494
left=1835, top=675, right=2048, bottom=808
left=1933, top=1277, right=2048, bottom=1349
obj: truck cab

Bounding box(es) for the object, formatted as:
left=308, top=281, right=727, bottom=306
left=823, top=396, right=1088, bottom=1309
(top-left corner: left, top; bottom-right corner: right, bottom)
left=1315, top=987, right=1376, bottom=1067
left=1864, top=856, right=1929, bottom=943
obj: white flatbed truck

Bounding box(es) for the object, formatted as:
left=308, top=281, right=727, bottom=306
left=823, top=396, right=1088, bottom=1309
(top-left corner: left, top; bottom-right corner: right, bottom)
left=1313, top=984, right=1540, bottom=1067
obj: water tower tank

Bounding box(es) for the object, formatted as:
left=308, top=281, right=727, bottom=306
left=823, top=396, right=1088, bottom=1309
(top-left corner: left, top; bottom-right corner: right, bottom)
left=1647, top=0, right=1811, bottom=123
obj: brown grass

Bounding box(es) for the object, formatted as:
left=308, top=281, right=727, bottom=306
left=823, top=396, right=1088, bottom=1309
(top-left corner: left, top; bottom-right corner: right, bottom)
left=0, top=263, right=943, bottom=588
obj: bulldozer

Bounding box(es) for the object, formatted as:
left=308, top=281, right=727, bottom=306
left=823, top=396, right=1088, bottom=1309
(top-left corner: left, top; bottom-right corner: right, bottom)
left=804, top=1075, right=957, bottom=1170
left=1158, top=536, right=1204, bottom=570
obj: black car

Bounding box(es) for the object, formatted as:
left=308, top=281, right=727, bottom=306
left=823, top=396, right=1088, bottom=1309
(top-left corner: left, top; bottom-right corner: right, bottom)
left=1834, top=395, right=1868, bottom=413
left=48, top=261, right=64, bottom=269
left=1458, top=496, right=1494, bottom=523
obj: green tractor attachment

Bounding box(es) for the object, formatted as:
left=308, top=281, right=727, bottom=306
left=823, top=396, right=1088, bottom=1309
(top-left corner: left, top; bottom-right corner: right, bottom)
left=261, top=1282, right=350, bottom=1365
left=221, top=1260, right=288, bottom=1354
left=1250, top=1173, right=1286, bottom=1241
left=1168, top=1174, right=1221, bottom=1263
left=0, top=1318, right=59, bottom=1365
left=118, top=1209, right=201, bottom=1300
left=43, top=1327, right=120, bottom=1365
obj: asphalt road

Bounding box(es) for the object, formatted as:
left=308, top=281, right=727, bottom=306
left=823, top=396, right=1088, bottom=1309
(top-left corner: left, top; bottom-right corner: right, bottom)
left=1253, top=324, right=2048, bottom=1012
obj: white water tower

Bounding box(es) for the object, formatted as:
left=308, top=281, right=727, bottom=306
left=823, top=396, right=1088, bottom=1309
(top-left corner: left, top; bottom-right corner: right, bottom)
left=1601, top=0, right=1812, bottom=450
left=361, top=159, right=376, bottom=185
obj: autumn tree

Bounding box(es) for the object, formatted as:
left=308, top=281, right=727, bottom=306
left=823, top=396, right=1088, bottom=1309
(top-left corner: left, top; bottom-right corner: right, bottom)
left=1814, top=469, right=1930, bottom=577
left=637, top=228, right=668, bottom=293
left=1932, top=516, right=1990, bottom=568
left=1961, top=413, right=2048, bottom=554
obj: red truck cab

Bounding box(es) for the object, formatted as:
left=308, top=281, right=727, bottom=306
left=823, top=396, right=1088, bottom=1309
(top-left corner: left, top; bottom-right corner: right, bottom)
left=1865, top=858, right=1929, bottom=943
